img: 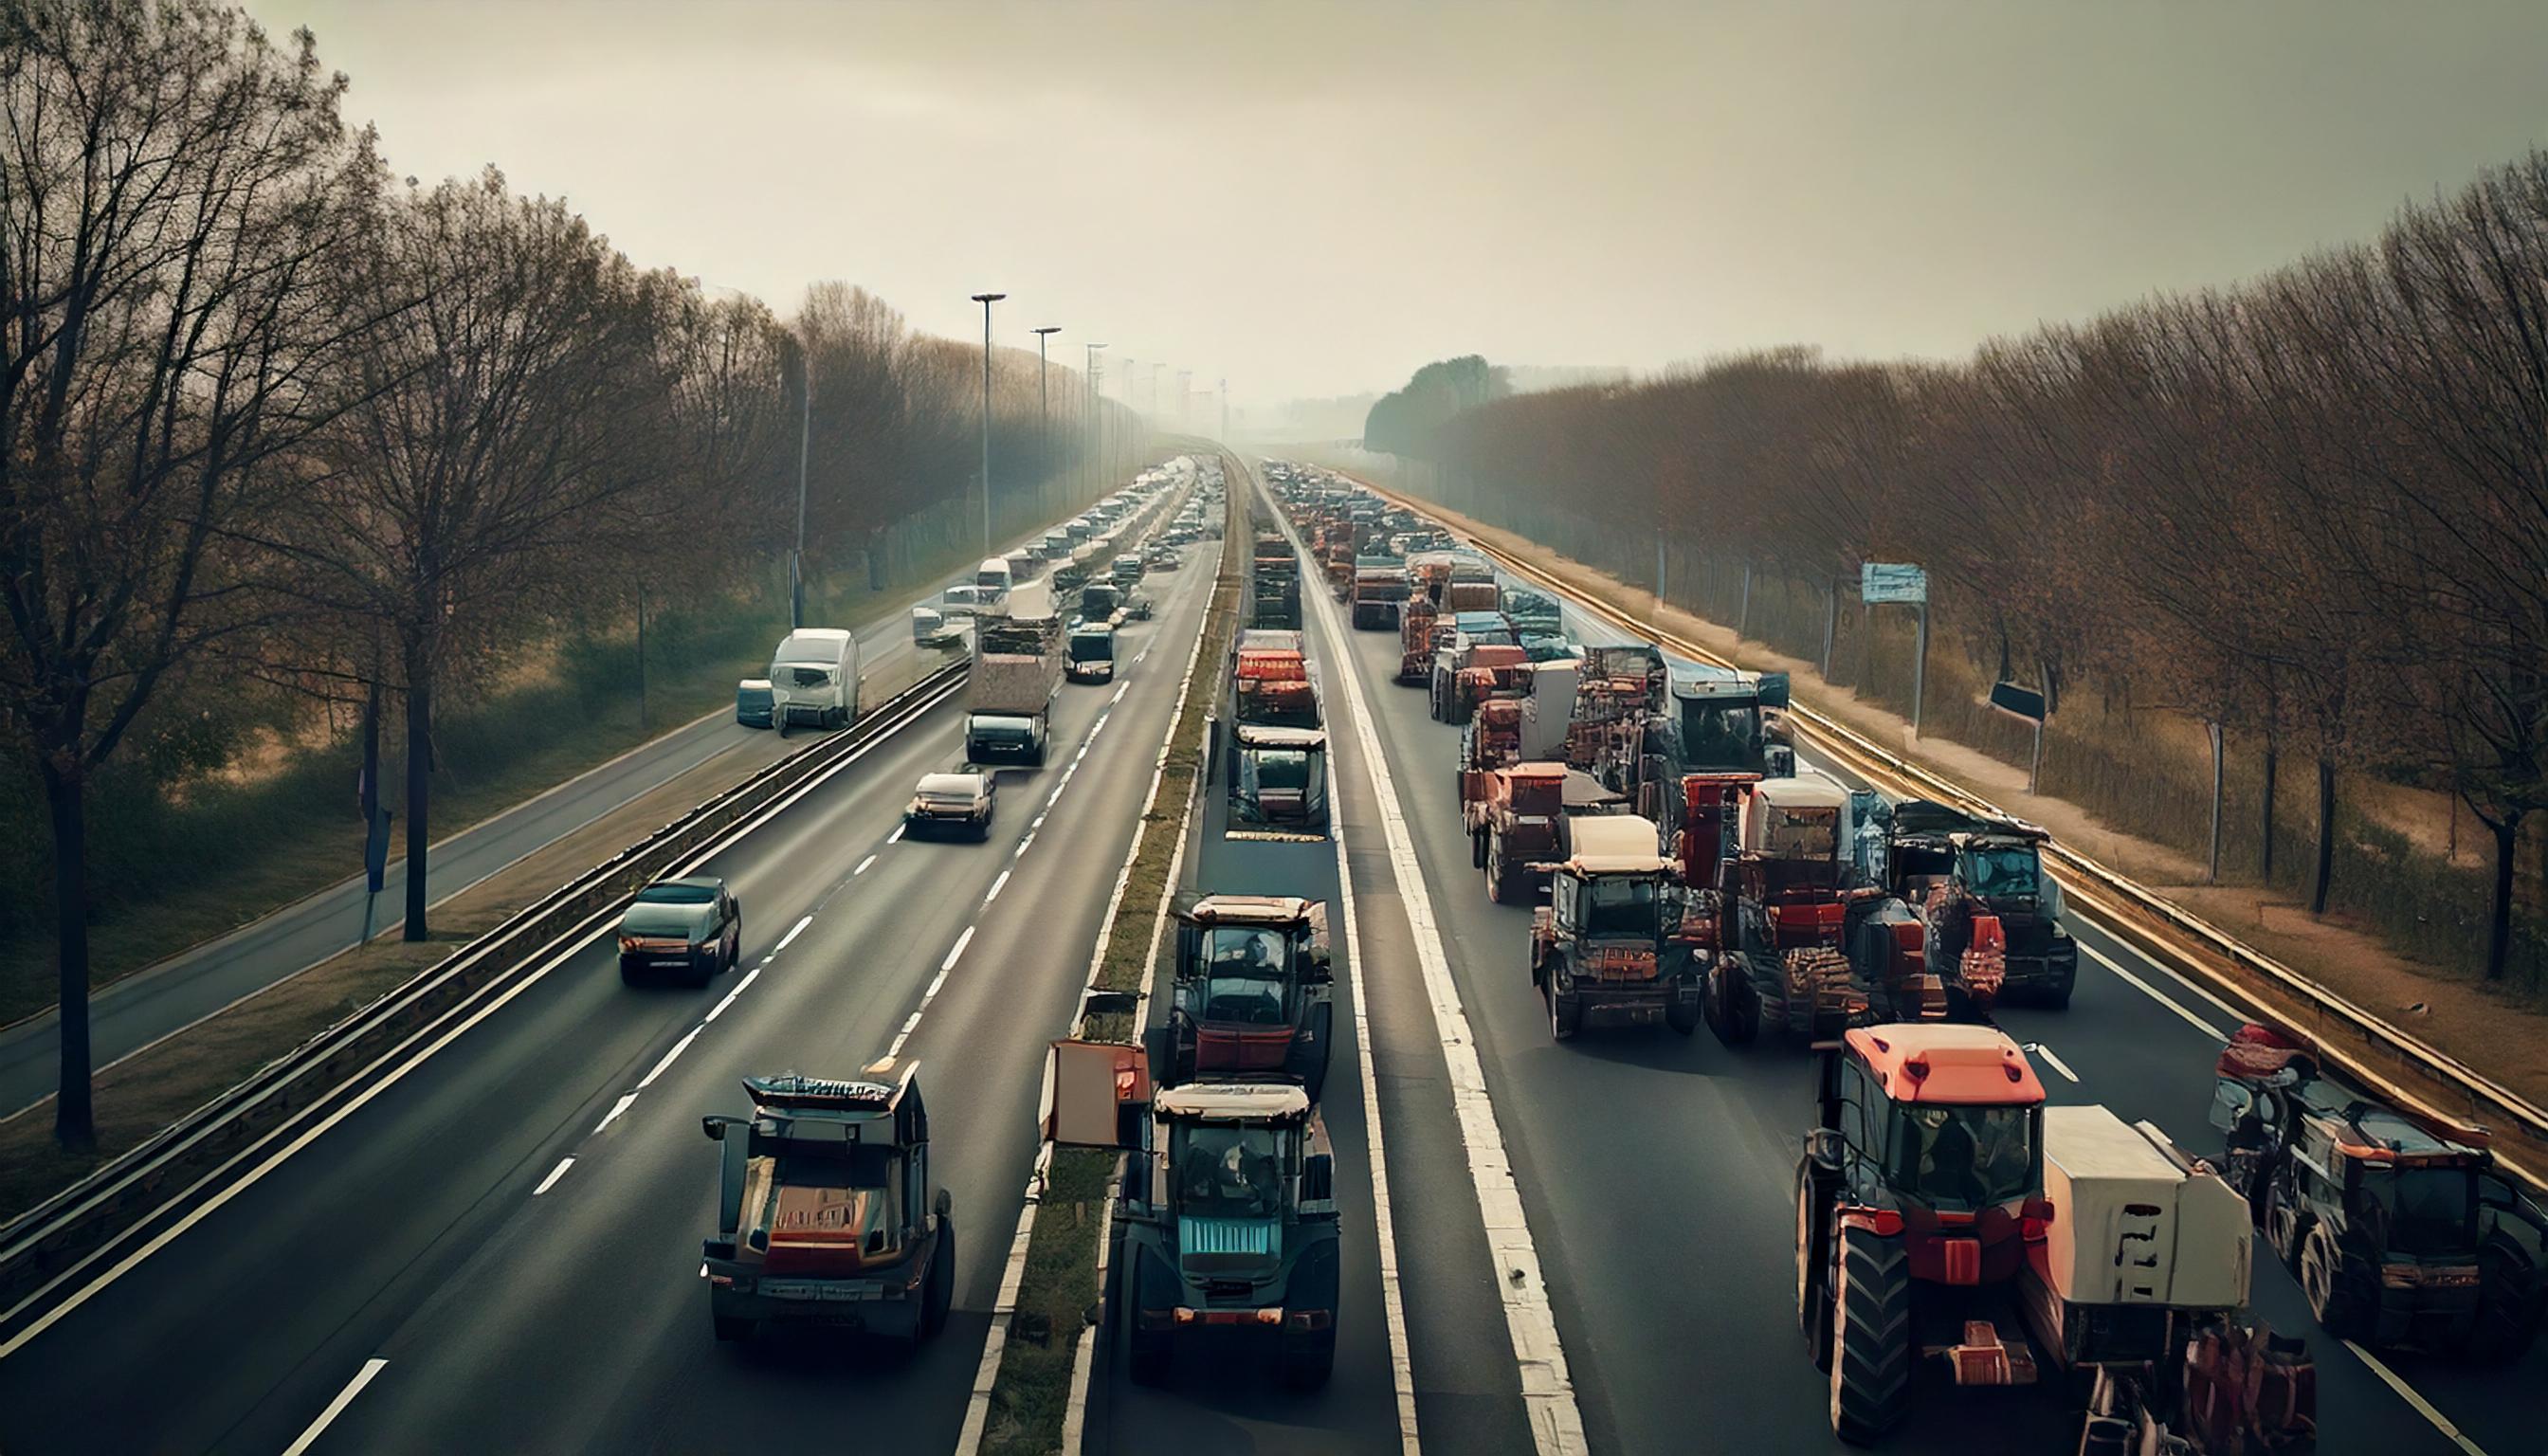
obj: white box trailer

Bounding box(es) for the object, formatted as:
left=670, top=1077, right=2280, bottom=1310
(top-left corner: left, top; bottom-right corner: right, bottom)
left=2020, top=1104, right=2253, bottom=1371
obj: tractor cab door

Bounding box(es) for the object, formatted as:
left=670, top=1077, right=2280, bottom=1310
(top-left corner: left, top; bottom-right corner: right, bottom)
left=1301, top=902, right=1334, bottom=983
left=1551, top=870, right=1582, bottom=940
left=1173, top=913, right=1206, bottom=985
left=1302, top=748, right=1330, bottom=828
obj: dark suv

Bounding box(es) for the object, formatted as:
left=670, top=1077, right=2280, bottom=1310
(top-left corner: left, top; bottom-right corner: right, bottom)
left=618, top=877, right=743, bottom=987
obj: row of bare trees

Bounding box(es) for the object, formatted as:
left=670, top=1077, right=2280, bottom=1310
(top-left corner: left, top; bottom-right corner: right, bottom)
left=1408, top=148, right=2548, bottom=992
left=0, top=0, right=1116, bottom=1148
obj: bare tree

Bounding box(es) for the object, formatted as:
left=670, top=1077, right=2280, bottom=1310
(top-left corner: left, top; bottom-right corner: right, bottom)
left=0, top=0, right=389, bottom=1147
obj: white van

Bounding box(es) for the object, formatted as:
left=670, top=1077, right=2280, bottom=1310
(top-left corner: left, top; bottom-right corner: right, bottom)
left=768, top=628, right=860, bottom=729
left=975, top=556, right=1013, bottom=609
left=939, top=584, right=985, bottom=620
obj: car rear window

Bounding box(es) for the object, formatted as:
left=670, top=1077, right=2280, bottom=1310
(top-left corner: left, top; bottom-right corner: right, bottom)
left=636, top=883, right=717, bottom=903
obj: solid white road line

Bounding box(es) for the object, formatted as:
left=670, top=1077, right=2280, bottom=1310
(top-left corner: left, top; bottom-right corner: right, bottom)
left=941, top=926, right=976, bottom=972
left=593, top=1092, right=638, bottom=1134
left=532, top=1157, right=574, bottom=1196
left=281, top=1356, right=389, bottom=1456
left=775, top=915, right=812, bottom=952
left=1300, top=494, right=1585, bottom=1455
left=1013, top=833, right=1035, bottom=859
left=986, top=869, right=1010, bottom=903
left=2343, top=1340, right=2489, bottom=1455
left=638, top=1027, right=701, bottom=1089
left=2076, top=941, right=2228, bottom=1042
left=854, top=853, right=878, bottom=876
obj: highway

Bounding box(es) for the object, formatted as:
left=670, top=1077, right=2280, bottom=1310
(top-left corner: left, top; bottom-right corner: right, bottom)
left=0, top=525, right=1082, bottom=1121
left=0, top=515, right=1220, bottom=1455
left=1253, top=458, right=2539, bottom=1456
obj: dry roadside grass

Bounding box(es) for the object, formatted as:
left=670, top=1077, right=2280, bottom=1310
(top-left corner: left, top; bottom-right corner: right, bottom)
left=1379, top=486, right=2548, bottom=1117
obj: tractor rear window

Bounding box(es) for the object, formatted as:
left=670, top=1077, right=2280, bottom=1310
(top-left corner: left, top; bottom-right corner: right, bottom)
left=1176, top=1125, right=1287, bottom=1220
left=1582, top=877, right=1659, bottom=937
left=1891, top=1104, right=2036, bottom=1210
left=1962, top=845, right=2042, bottom=900
left=1253, top=750, right=1311, bottom=791
left=2362, top=1167, right=2477, bottom=1257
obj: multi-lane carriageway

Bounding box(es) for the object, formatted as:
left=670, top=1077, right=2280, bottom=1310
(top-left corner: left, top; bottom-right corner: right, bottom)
left=1081, top=458, right=2534, bottom=1456
left=0, top=493, right=1228, bottom=1453
left=0, top=450, right=2535, bottom=1456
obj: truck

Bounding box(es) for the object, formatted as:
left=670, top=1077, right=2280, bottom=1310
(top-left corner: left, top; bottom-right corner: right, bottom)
left=968, top=580, right=1062, bottom=765
left=1066, top=622, right=1117, bottom=683
left=1349, top=553, right=1409, bottom=630
left=2211, top=1022, right=2545, bottom=1360
left=1528, top=813, right=1697, bottom=1038
left=767, top=628, right=861, bottom=730
left=1429, top=621, right=1528, bottom=725
left=1251, top=532, right=1301, bottom=629
left=700, top=1064, right=955, bottom=1348
left=1045, top=1041, right=1340, bottom=1390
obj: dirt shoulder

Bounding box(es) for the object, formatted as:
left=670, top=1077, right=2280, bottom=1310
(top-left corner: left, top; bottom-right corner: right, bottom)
left=1375, top=483, right=2548, bottom=1117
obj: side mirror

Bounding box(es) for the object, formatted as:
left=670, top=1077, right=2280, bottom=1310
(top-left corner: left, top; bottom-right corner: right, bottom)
left=746, top=1228, right=769, bottom=1253
left=702, top=1115, right=739, bottom=1142
left=935, top=1188, right=954, bottom=1220
left=1806, top=1127, right=1845, bottom=1172
left=1756, top=672, right=1792, bottom=711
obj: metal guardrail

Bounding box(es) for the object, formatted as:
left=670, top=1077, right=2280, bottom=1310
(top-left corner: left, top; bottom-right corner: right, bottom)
left=1351, top=476, right=2548, bottom=1190
left=0, top=660, right=970, bottom=1328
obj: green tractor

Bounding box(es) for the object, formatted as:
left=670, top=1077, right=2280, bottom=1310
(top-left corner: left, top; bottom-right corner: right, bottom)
left=1046, top=1039, right=1340, bottom=1389
left=699, top=1063, right=955, bottom=1349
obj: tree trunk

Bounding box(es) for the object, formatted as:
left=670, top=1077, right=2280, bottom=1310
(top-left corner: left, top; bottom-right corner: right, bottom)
left=2309, top=756, right=2336, bottom=916
left=2259, top=739, right=2278, bottom=881
left=403, top=636, right=435, bottom=942
left=1738, top=559, right=1753, bottom=637
left=43, top=757, right=96, bottom=1152
left=2485, top=812, right=2520, bottom=981
left=1821, top=579, right=1838, bottom=680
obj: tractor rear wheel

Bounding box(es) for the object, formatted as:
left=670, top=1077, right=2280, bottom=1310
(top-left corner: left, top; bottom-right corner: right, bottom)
left=2464, top=1229, right=2542, bottom=1363
left=1665, top=987, right=1699, bottom=1035
left=1546, top=983, right=1580, bottom=1041
left=1706, top=956, right=1758, bottom=1046
left=713, top=1315, right=756, bottom=1343
left=2299, top=1220, right=2375, bottom=1342
left=920, top=1218, right=956, bottom=1339
left=1830, top=1223, right=1912, bottom=1444
left=1486, top=844, right=1513, bottom=903
left=1281, top=1324, right=1338, bottom=1390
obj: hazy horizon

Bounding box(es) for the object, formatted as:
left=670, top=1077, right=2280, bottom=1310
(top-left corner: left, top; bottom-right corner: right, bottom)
left=248, top=0, right=2548, bottom=411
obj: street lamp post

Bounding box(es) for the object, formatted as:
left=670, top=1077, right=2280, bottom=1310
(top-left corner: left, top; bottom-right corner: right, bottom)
left=1032, top=326, right=1060, bottom=517
left=970, top=291, right=1005, bottom=555
left=1083, top=341, right=1107, bottom=502
left=792, top=350, right=810, bottom=628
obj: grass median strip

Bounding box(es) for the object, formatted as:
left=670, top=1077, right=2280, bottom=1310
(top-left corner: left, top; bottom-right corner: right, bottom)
left=979, top=465, right=1245, bottom=1456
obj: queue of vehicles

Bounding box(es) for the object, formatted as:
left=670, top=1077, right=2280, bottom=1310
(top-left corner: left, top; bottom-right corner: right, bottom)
left=1260, top=458, right=2544, bottom=1448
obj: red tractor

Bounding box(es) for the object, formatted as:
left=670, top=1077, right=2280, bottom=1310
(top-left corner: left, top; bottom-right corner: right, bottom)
left=1796, top=1025, right=2052, bottom=1443
left=1463, top=761, right=1570, bottom=903
left=1396, top=594, right=1441, bottom=684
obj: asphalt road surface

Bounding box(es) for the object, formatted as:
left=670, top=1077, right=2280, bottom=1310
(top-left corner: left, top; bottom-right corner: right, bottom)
left=0, top=531, right=1219, bottom=1456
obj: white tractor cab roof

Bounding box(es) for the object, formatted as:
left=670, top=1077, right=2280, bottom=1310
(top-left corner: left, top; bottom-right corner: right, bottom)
left=2036, top=1104, right=2250, bottom=1312
left=1739, top=771, right=1851, bottom=860
left=1234, top=724, right=1325, bottom=750
left=773, top=628, right=853, bottom=667
left=1156, top=1082, right=1312, bottom=1123
left=1557, top=814, right=1676, bottom=877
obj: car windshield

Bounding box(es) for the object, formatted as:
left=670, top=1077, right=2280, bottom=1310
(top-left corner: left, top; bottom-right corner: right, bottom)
left=1582, top=876, right=1659, bottom=937
left=2361, top=1166, right=2478, bottom=1257
left=918, top=774, right=980, bottom=798
left=1963, top=844, right=2042, bottom=900
left=1891, top=1103, right=2037, bottom=1210
left=1071, top=634, right=1112, bottom=661
left=637, top=883, right=716, bottom=904
left=1175, top=1124, right=1286, bottom=1219
left=622, top=904, right=703, bottom=935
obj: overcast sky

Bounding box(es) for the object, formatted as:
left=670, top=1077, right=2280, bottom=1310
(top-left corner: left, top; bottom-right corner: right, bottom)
left=250, top=0, right=2548, bottom=411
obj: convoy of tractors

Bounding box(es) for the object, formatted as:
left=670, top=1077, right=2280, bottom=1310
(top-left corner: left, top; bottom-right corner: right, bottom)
left=701, top=455, right=2544, bottom=1452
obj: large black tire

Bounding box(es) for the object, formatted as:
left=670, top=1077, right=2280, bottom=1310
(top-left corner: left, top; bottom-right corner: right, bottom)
left=1747, top=954, right=1792, bottom=1041
left=1796, top=1164, right=1834, bottom=1372
left=1281, top=1326, right=1337, bottom=1390
left=713, top=1314, right=756, bottom=1343
left=1706, top=957, right=1758, bottom=1046
left=2464, top=1228, right=2542, bottom=1363
left=1830, top=1224, right=1912, bottom=1445
left=920, top=1218, right=956, bottom=1339
left=2299, top=1220, right=2376, bottom=1343
left=1472, top=828, right=1489, bottom=870
left=1127, top=1260, right=1174, bottom=1387
left=1485, top=844, right=1513, bottom=904
left=1547, top=983, right=1580, bottom=1042
left=1665, top=987, right=1700, bottom=1035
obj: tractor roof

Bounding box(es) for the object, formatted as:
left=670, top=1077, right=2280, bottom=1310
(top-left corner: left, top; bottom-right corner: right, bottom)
left=1157, top=1082, right=1312, bottom=1122
left=742, top=1059, right=919, bottom=1118
left=1235, top=724, right=1325, bottom=749
left=1501, top=761, right=1569, bottom=783
left=1847, top=1025, right=2047, bottom=1105
left=1561, top=815, right=1674, bottom=875
left=1756, top=773, right=1849, bottom=810
left=1181, top=894, right=1320, bottom=926
left=1891, top=797, right=2050, bottom=845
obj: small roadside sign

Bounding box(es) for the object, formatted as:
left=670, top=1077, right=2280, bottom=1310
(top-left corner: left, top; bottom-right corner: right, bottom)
left=1990, top=681, right=2047, bottom=724
left=1861, top=562, right=1928, bottom=606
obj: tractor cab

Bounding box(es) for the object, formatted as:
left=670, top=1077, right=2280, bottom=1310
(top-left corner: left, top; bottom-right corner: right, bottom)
left=1169, top=895, right=1333, bottom=1095
left=699, top=1062, right=954, bottom=1347
left=1229, top=725, right=1329, bottom=842
left=1666, top=669, right=1790, bottom=777
left=2209, top=1023, right=2546, bottom=1357
left=1044, top=1040, right=1340, bottom=1391
left=1872, top=799, right=2078, bottom=1008
left=1797, top=1025, right=2052, bottom=1441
